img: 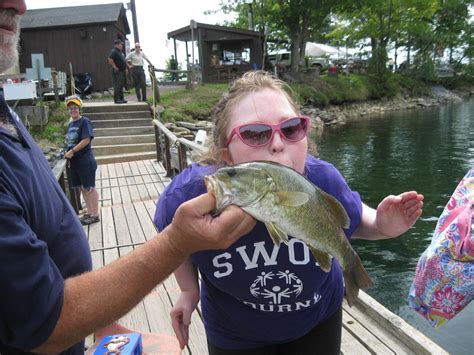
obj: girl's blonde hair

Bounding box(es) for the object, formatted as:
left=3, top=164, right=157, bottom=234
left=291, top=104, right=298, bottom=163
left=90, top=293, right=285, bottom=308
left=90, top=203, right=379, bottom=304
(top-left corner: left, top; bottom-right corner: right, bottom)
left=200, top=70, right=300, bottom=165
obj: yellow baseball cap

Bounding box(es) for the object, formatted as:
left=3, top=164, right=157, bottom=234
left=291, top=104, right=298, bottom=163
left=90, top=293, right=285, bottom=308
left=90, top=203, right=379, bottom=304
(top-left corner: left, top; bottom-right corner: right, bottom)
left=66, top=95, right=83, bottom=108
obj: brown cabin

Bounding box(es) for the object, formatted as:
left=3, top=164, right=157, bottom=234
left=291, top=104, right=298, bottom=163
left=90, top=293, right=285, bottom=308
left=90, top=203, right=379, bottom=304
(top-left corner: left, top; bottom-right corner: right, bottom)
left=19, top=3, right=130, bottom=92
left=168, top=23, right=264, bottom=83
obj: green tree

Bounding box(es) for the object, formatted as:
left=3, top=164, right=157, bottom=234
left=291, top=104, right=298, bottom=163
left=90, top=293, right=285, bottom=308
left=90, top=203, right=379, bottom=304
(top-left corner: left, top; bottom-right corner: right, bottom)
left=211, top=0, right=339, bottom=77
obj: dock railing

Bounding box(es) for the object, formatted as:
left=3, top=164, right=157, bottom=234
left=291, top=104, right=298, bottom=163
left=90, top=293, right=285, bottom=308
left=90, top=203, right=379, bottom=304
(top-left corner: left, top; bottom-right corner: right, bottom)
left=52, top=158, right=82, bottom=213
left=152, top=118, right=207, bottom=177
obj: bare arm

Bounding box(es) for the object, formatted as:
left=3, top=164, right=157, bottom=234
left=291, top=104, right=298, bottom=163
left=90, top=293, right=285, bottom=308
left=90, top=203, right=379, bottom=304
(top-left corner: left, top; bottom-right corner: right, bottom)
left=64, top=138, right=90, bottom=159
left=171, top=259, right=200, bottom=349
left=107, top=58, right=118, bottom=71
left=353, top=191, right=424, bottom=240
left=33, top=193, right=255, bottom=353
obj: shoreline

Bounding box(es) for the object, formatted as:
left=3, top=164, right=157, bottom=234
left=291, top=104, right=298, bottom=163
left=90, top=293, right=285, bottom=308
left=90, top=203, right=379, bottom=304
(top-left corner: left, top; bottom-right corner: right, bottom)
left=302, top=85, right=473, bottom=130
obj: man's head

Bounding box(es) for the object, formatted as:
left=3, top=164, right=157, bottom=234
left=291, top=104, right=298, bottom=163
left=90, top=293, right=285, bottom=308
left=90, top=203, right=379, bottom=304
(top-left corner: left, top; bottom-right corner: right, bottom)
left=0, top=0, right=27, bottom=73
left=114, top=39, right=123, bottom=49
left=134, top=42, right=141, bottom=52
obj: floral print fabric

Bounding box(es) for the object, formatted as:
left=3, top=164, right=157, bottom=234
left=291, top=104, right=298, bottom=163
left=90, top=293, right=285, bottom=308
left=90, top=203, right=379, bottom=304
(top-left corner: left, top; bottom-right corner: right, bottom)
left=409, top=168, right=474, bottom=327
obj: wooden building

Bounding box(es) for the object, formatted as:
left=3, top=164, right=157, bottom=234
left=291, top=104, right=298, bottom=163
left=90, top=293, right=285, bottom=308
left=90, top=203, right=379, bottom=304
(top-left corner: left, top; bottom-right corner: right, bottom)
left=19, top=3, right=131, bottom=92
left=168, top=23, right=264, bottom=83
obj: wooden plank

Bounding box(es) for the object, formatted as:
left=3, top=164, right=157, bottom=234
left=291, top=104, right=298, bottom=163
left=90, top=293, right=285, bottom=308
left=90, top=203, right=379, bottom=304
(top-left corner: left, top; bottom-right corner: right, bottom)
left=101, top=206, right=119, bottom=265
left=134, top=202, right=157, bottom=241
left=118, top=300, right=151, bottom=333
left=129, top=161, right=143, bottom=183
left=341, top=327, right=371, bottom=355
left=123, top=202, right=147, bottom=244
left=119, top=185, right=132, bottom=204
left=342, top=308, right=394, bottom=354
left=354, top=292, right=448, bottom=354
left=110, top=184, right=123, bottom=206
left=143, top=284, right=176, bottom=335
left=343, top=300, right=411, bottom=354
left=128, top=183, right=141, bottom=203
left=136, top=182, right=151, bottom=202
left=112, top=205, right=134, bottom=256
left=115, top=162, right=127, bottom=187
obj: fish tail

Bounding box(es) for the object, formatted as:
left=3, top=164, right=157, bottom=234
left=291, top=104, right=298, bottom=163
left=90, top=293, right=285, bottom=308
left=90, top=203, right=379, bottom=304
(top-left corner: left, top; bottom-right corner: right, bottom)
left=343, top=254, right=373, bottom=307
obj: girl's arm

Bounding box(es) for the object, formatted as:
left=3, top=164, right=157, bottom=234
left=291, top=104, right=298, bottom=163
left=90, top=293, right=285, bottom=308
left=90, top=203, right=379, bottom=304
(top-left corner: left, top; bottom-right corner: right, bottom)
left=171, top=258, right=200, bottom=349
left=353, top=191, right=424, bottom=240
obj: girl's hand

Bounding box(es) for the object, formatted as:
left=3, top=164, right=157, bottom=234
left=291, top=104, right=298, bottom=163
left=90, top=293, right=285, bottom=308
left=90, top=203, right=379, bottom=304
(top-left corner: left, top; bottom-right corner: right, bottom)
left=64, top=149, right=74, bottom=159
left=170, top=291, right=200, bottom=349
left=376, top=191, right=424, bottom=238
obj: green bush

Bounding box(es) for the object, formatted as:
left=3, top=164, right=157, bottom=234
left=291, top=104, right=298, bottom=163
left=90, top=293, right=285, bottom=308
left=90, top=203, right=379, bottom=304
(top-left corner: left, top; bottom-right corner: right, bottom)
left=367, top=73, right=399, bottom=99
left=291, top=84, right=329, bottom=107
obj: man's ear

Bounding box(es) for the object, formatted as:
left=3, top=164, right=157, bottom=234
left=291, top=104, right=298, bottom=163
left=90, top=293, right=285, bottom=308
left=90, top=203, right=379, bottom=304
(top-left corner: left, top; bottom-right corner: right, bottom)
left=220, top=148, right=233, bottom=165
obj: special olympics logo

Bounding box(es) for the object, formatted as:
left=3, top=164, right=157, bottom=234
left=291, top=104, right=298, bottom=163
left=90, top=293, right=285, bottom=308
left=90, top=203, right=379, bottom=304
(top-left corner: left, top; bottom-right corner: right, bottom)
left=250, top=270, right=303, bottom=304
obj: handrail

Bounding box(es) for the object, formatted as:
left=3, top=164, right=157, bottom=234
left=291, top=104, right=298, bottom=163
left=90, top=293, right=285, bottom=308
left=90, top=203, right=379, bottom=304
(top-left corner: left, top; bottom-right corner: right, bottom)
left=52, top=158, right=81, bottom=213
left=152, top=118, right=208, bottom=177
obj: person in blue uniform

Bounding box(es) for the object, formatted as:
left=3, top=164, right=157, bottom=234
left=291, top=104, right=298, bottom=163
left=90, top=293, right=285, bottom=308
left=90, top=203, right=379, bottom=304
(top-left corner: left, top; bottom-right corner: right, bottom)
left=0, top=2, right=255, bottom=354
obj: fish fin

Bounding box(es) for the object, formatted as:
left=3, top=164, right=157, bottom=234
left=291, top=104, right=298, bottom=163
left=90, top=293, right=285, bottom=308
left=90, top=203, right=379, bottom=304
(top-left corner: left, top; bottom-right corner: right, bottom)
left=265, top=222, right=289, bottom=246
left=343, top=252, right=373, bottom=307
left=275, top=191, right=309, bottom=207
left=309, top=246, right=332, bottom=272
left=319, top=189, right=351, bottom=229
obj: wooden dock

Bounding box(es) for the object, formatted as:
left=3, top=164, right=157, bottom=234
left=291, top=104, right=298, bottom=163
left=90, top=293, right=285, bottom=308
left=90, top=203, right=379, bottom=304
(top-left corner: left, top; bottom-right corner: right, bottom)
left=84, top=159, right=447, bottom=354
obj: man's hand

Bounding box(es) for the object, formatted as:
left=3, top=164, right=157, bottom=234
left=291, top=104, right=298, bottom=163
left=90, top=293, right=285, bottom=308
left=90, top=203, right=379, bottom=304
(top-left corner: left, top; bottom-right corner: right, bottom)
left=164, top=193, right=256, bottom=256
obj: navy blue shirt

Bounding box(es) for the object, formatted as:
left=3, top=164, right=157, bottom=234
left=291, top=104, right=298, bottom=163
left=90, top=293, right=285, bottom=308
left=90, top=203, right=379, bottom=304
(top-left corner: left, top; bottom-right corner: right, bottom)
left=0, top=96, right=92, bottom=354
left=108, top=47, right=127, bottom=71
left=65, top=116, right=94, bottom=158
left=154, top=157, right=362, bottom=349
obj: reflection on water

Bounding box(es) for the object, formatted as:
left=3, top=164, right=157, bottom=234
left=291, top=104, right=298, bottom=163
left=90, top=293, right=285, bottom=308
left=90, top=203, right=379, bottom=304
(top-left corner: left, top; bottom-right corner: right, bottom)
left=313, top=99, right=473, bottom=354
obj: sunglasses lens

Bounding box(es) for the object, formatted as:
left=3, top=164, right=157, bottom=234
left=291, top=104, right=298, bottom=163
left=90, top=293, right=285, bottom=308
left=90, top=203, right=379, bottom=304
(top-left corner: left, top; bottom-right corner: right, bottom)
left=239, top=124, right=273, bottom=146
left=281, top=117, right=307, bottom=141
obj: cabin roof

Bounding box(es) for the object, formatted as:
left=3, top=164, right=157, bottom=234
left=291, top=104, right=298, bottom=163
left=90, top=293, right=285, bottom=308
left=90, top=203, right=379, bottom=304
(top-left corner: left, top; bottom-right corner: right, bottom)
left=168, top=22, right=264, bottom=42
left=21, top=3, right=128, bottom=30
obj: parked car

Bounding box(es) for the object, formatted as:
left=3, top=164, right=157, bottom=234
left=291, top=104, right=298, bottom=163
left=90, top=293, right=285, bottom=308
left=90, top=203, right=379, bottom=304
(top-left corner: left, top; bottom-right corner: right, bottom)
left=267, top=52, right=330, bottom=72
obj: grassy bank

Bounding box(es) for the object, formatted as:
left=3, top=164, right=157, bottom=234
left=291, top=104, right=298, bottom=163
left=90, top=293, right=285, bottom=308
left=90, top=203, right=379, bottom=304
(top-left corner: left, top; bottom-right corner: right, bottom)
left=159, top=73, right=442, bottom=122
left=30, top=101, right=69, bottom=148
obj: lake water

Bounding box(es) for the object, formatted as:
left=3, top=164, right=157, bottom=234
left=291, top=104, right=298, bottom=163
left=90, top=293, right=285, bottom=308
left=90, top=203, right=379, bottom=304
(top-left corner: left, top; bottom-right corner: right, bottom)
left=313, top=98, right=473, bottom=354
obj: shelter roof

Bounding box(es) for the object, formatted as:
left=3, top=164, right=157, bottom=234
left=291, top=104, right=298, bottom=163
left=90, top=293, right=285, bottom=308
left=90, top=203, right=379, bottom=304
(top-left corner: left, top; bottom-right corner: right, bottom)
left=20, top=3, right=130, bottom=33
left=168, top=22, right=264, bottom=42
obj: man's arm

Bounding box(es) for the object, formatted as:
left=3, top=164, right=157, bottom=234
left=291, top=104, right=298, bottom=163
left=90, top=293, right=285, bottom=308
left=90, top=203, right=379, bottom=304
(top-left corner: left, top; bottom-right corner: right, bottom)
left=107, top=57, right=118, bottom=71
left=33, top=193, right=255, bottom=353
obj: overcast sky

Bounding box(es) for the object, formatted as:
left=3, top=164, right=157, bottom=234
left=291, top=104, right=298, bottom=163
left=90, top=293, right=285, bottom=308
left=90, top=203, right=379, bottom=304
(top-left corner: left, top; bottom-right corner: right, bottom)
left=25, top=0, right=235, bottom=70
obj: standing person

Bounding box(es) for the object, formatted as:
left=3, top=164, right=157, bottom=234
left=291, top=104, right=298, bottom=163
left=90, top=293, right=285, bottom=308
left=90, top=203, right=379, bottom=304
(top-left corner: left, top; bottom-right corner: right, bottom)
left=154, top=71, right=424, bottom=354
left=0, top=1, right=256, bottom=354
left=64, top=95, right=99, bottom=225
left=126, top=42, right=148, bottom=102
left=169, top=54, right=178, bottom=82
left=107, top=39, right=127, bottom=104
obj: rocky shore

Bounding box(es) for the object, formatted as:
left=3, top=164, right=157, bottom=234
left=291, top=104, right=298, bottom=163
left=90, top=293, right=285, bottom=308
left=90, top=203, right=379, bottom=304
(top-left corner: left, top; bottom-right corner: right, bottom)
left=301, top=85, right=470, bottom=128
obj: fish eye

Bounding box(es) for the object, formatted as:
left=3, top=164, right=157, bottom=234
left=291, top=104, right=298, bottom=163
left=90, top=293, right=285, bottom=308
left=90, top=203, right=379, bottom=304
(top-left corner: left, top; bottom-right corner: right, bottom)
left=226, top=168, right=237, bottom=177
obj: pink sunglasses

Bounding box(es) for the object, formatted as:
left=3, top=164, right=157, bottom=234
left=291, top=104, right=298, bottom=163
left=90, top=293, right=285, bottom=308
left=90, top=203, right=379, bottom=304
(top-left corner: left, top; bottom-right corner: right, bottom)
left=226, top=116, right=310, bottom=147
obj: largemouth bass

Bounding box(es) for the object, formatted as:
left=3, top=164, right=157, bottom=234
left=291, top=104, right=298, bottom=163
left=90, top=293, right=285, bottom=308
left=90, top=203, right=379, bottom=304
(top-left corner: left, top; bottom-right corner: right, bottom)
left=204, top=161, right=373, bottom=306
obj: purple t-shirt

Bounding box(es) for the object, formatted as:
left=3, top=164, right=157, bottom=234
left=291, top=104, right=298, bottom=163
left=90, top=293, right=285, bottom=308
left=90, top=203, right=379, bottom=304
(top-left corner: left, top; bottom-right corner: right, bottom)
left=0, top=96, right=92, bottom=354
left=154, top=156, right=362, bottom=349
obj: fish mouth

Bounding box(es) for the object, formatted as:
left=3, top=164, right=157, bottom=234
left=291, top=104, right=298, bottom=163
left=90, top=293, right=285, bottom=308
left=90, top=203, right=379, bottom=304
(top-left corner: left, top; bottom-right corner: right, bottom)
left=204, top=175, right=232, bottom=215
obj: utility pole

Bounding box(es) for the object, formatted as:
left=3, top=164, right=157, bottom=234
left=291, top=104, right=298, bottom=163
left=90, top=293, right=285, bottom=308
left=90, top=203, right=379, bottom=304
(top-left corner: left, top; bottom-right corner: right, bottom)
left=130, top=0, right=139, bottom=43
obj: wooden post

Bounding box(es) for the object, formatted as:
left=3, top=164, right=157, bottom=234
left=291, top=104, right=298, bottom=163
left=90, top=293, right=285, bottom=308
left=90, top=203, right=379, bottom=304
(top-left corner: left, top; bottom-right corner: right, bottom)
left=154, top=124, right=162, bottom=162
left=66, top=167, right=82, bottom=213
left=52, top=69, right=60, bottom=103
left=177, top=143, right=187, bottom=172
left=163, top=136, right=172, bottom=177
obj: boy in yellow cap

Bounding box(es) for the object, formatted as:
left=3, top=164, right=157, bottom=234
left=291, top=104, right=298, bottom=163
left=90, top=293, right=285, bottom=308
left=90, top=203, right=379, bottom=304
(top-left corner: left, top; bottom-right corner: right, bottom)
left=64, top=95, right=100, bottom=225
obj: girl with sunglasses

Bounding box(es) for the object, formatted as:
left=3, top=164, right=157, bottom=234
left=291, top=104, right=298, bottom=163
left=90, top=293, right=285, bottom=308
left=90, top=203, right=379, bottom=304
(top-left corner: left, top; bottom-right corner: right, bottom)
left=154, top=71, right=423, bottom=354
